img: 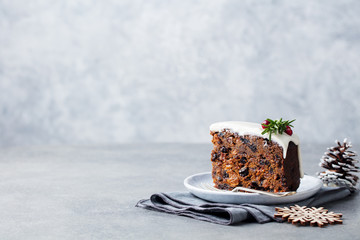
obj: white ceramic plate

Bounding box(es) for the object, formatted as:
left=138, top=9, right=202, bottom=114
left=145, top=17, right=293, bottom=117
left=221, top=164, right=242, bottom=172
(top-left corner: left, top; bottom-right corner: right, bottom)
left=184, top=172, right=323, bottom=205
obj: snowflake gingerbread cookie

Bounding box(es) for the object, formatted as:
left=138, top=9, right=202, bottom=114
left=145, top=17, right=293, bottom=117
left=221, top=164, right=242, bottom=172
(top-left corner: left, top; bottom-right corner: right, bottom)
left=274, top=205, right=343, bottom=227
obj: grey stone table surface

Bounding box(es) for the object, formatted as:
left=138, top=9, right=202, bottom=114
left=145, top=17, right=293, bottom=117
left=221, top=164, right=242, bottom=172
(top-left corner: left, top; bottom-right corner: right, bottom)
left=0, top=143, right=358, bottom=240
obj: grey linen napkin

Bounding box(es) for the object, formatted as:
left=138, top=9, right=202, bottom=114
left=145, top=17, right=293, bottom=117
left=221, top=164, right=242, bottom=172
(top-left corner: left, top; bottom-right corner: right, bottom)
left=136, top=187, right=352, bottom=225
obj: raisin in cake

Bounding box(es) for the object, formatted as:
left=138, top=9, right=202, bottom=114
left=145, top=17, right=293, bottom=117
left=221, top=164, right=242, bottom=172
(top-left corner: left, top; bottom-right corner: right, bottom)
left=210, top=121, right=303, bottom=192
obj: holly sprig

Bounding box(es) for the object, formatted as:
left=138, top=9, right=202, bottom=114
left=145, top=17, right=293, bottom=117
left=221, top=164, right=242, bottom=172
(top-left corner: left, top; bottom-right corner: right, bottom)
left=261, top=118, right=295, bottom=141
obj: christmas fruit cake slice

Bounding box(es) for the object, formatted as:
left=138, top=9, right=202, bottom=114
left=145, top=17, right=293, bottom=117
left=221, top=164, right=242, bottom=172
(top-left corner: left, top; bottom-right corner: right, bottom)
left=210, top=119, right=303, bottom=193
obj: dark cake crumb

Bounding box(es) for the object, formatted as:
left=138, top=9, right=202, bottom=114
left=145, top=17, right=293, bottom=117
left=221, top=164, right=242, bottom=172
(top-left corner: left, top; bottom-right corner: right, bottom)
left=210, top=130, right=301, bottom=192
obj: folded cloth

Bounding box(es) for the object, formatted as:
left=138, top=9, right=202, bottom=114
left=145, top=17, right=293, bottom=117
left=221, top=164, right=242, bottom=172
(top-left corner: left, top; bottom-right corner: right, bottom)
left=136, top=187, right=352, bottom=225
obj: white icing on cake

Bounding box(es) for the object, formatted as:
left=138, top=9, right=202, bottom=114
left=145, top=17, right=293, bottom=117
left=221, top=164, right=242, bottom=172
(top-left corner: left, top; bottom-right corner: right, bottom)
left=210, top=121, right=304, bottom=178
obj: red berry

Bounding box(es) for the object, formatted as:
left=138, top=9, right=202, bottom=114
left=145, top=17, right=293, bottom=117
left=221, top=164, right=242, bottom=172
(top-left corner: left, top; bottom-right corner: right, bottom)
left=285, top=125, right=293, bottom=136
left=262, top=120, right=270, bottom=129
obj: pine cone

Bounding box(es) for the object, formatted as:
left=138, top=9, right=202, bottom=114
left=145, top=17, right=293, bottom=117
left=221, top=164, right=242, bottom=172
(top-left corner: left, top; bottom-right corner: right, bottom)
left=318, top=138, right=359, bottom=191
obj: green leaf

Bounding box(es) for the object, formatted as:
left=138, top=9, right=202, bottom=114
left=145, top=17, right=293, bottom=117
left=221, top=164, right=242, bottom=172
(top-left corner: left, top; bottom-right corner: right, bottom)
left=261, top=118, right=296, bottom=141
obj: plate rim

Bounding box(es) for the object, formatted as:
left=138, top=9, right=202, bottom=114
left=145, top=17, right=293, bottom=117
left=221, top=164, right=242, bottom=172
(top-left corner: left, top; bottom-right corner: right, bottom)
left=184, top=172, right=260, bottom=196
left=184, top=172, right=323, bottom=204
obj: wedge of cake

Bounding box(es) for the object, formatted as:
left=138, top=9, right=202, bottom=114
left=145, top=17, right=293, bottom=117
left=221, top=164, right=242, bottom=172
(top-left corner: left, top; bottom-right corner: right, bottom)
left=210, top=120, right=303, bottom=192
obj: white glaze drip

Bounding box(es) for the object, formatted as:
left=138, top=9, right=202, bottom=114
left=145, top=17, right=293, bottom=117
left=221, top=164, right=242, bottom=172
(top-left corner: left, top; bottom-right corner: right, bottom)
left=210, top=121, right=304, bottom=178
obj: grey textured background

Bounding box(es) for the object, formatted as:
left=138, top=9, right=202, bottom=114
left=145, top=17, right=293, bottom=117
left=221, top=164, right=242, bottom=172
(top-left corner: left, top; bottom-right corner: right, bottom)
left=0, top=0, right=359, bottom=146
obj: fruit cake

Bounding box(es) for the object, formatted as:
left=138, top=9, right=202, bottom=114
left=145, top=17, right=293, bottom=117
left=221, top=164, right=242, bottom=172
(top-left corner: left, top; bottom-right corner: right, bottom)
left=210, top=120, right=303, bottom=192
